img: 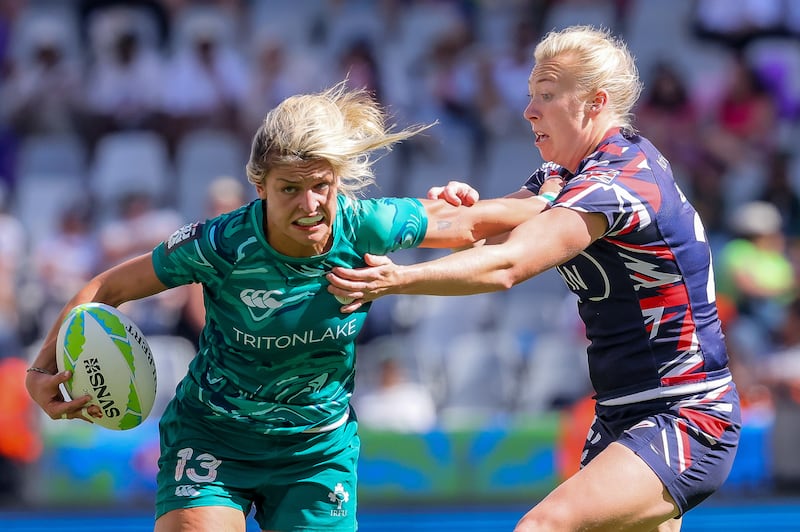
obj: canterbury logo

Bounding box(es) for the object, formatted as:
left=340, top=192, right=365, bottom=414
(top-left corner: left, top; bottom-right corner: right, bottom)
left=240, top=289, right=285, bottom=309
left=239, top=288, right=315, bottom=321
left=174, top=485, right=200, bottom=497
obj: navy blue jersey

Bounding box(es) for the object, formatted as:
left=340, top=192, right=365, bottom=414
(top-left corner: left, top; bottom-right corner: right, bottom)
left=524, top=131, right=729, bottom=404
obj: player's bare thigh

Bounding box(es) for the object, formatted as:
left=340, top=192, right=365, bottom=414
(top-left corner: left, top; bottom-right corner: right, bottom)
left=514, top=442, right=681, bottom=532
left=154, top=506, right=247, bottom=532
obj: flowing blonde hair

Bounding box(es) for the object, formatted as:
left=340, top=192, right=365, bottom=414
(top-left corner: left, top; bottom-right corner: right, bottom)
left=246, top=82, right=433, bottom=198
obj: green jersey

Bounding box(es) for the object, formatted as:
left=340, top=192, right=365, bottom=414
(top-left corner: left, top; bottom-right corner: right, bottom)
left=152, top=195, right=427, bottom=435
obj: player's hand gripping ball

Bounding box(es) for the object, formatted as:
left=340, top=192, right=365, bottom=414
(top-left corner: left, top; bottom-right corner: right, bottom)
left=56, top=303, right=157, bottom=430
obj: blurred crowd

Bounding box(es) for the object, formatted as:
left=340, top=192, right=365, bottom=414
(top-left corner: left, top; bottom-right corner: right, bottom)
left=1, top=0, right=800, bottom=498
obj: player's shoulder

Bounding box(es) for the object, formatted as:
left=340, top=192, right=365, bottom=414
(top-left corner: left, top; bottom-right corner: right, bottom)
left=343, top=195, right=425, bottom=230
left=209, top=200, right=262, bottom=260
left=166, top=201, right=258, bottom=262
left=524, top=161, right=568, bottom=191
left=579, top=132, right=660, bottom=184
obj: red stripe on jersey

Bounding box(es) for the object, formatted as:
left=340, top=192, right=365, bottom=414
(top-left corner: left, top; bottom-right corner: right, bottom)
left=661, top=370, right=706, bottom=386
left=677, top=420, right=693, bottom=473
left=619, top=174, right=662, bottom=212
left=639, top=283, right=690, bottom=310
left=599, top=141, right=624, bottom=156
left=678, top=407, right=730, bottom=439
left=617, top=210, right=640, bottom=235
left=645, top=310, right=680, bottom=336
left=676, top=309, right=698, bottom=351
left=607, top=239, right=677, bottom=261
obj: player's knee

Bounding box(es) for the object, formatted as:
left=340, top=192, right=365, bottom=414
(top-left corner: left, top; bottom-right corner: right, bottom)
left=513, top=502, right=575, bottom=532
left=651, top=515, right=682, bottom=532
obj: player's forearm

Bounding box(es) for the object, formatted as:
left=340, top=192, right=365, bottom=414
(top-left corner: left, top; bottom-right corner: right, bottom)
left=392, top=244, right=521, bottom=296
left=470, top=198, right=547, bottom=241
left=421, top=197, right=545, bottom=248
left=31, top=254, right=167, bottom=371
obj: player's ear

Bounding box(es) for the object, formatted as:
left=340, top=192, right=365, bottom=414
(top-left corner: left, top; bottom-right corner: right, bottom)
left=587, top=91, right=607, bottom=113
left=255, top=181, right=267, bottom=200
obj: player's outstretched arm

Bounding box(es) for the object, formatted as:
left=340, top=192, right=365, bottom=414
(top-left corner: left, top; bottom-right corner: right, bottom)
left=25, top=253, right=168, bottom=422
left=423, top=177, right=565, bottom=247
left=416, top=195, right=546, bottom=248
left=328, top=207, right=606, bottom=312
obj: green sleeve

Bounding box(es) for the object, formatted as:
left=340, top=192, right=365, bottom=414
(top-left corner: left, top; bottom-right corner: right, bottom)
left=348, top=197, right=428, bottom=255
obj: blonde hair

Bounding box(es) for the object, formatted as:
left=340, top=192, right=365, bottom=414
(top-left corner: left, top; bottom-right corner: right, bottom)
left=534, top=25, right=642, bottom=133
left=246, top=82, right=432, bottom=198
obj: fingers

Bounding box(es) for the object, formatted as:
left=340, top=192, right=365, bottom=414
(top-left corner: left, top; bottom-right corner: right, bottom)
left=540, top=176, right=566, bottom=195
left=446, top=185, right=478, bottom=207
left=56, top=402, right=101, bottom=422
left=427, top=181, right=480, bottom=206
left=427, top=186, right=445, bottom=200
left=338, top=300, right=365, bottom=314
left=79, top=406, right=96, bottom=423
left=363, top=253, right=392, bottom=267
left=52, top=391, right=97, bottom=422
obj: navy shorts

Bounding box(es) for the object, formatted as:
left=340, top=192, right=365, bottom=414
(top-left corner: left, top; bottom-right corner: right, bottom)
left=582, top=382, right=741, bottom=515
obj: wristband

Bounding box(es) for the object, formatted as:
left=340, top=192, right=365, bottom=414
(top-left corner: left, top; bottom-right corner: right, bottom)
left=26, top=366, right=55, bottom=375
left=539, top=191, right=558, bottom=202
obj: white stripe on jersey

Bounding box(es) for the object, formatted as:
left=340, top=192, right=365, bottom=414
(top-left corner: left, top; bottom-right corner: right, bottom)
left=598, top=377, right=732, bottom=406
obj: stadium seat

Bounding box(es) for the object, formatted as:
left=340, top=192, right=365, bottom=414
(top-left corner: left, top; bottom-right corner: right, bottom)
left=89, top=130, right=171, bottom=208
left=541, top=0, right=617, bottom=33
left=12, top=173, right=84, bottom=246
left=145, top=335, right=197, bottom=419
left=247, top=0, right=323, bottom=51
left=402, top=123, right=475, bottom=197
left=16, top=134, right=87, bottom=179
left=437, top=330, right=524, bottom=428
left=174, top=129, right=248, bottom=222
left=8, top=3, right=82, bottom=65
left=482, top=135, right=543, bottom=199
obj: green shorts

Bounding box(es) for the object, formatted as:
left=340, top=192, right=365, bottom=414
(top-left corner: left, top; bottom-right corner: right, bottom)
left=155, top=398, right=359, bottom=531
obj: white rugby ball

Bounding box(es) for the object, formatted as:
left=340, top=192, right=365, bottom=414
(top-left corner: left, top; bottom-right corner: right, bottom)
left=56, top=302, right=157, bottom=430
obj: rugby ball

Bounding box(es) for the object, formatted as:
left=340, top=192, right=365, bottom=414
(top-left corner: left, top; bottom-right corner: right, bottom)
left=56, top=303, right=157, bottom=430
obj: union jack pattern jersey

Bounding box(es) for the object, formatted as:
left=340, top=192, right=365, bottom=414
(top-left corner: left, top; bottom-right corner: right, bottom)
left=524, top=130, right=730, bottom=404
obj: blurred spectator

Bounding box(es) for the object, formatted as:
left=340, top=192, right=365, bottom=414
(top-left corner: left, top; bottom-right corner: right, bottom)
left=636, top=61, right=703, bottom=178
left=758, top=296, right=800, bottom=493
left=31, top=200, right=101, bottom=335
left=177, top=175, right=248, bottom=345
left=88, top=187, right=186, bottom=342
left=716, top=201, right=796, bottom=363
left=100, top=191, right=187, bottom=336
left=83, top=27, right=165, bottom=143
left=758, top=151, right=800, bottom=238
left=685, top=156, right=728, bottom=247
left=0, top=18, right=83, bottom=137
left=489, top=18, right=539, bottom=137
left=419, top=23, right=490, bottom=175
left=0, top=183, right=25, bottom=359
left=77, top=0, right=171, bottom=50
left=99, top=191, right=181, bottom=267
left=239, top=36, right=325, bottom=138
left=693, top=0, right=787, bottom=51
left=354, top=356, right=437, bottom=433
left=703, top=55, right=779, bottom=164
left=0, top=356, right=42, bottom=507
left=338, top=37, right=384, bottom=104
left=160, top=13, right=248, bottom=145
